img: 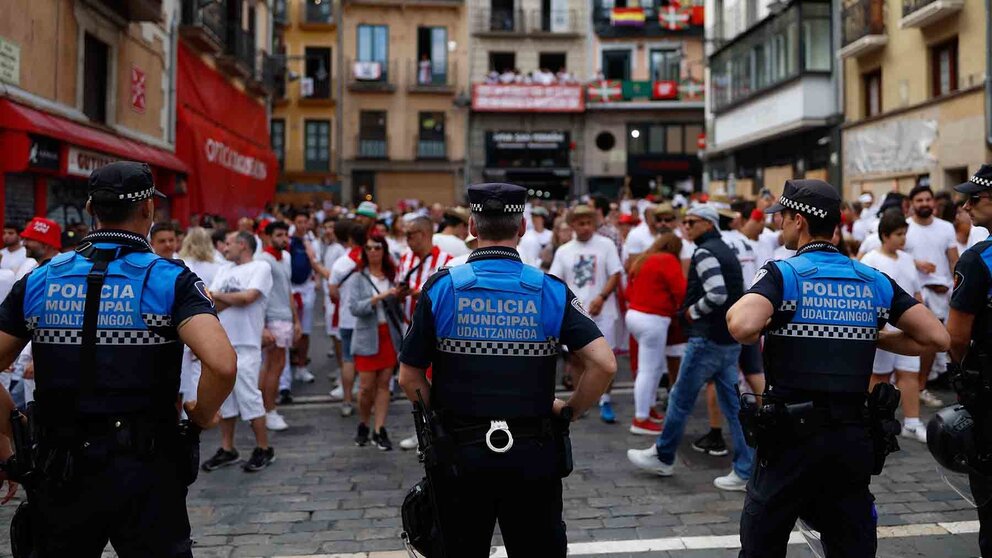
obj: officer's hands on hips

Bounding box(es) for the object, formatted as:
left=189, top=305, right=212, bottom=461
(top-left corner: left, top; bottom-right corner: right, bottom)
left=183, top=400, right=221, bottom=430
left=552, top=398, right=569, bottom=418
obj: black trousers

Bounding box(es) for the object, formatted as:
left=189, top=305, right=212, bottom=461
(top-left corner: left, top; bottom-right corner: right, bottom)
left=739, top=424, right=877, bottom=558
left=430, top=439, right=566, bottom=558
left=28, top=453, right=192, bottom=558
left=971, top=473, right=992, bottom=557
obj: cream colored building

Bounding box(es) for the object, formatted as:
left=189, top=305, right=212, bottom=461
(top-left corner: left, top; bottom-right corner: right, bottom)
left=839, top=0, right=990, bottom=198
left=339, top=0, right=469, bottom=207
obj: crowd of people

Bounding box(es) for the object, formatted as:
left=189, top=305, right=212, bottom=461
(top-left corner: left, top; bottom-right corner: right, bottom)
left=0, top=180, right=974, bottom=477
left=484, top=67, right=580, bottom=86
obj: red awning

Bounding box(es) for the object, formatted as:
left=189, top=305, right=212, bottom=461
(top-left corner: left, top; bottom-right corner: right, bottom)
left=0, top=98, right=188, bottom=174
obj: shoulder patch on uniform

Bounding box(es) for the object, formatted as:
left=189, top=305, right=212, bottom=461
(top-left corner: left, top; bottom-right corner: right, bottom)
left=750, top=269, right=768, bottom=288
left=571, top=297, right=592, bottom=319
left=195, top=281, right=215, bottom=307
left=954, top=270, right=964, bottom=293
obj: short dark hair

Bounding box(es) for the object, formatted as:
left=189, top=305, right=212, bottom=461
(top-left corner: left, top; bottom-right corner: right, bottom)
left=908, top=185, right=933, bottom=201
left=91, top=201, right=144, bottom=226
left=3, top=223, right=20, bottom=233
left=350, top=222, right=368, bottom=247
left=784, top=209, right=838, bottom=238
left=592, top=195, right=610, bottom=218
left=231, top=230, right=257, bottom=253
left=265, top=221, right=289, bottom=236
left=474, top=212, right=522, bottom=241
left=292, top=210, right=311, bottom=221
left=333, top=220, right=352, bottom=243
left=211, top=229, right=227, bottom=247
left=442, top=214, right=465, bottom=230
left=150, top=222, right=176, bottom=238
left=878, top=209, right=908, bottom=241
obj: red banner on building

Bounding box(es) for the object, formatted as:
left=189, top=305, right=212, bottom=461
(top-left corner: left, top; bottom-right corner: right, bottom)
left=471, top=84, right=585, bottom=113
left=652, top=81, right=678, bottom=100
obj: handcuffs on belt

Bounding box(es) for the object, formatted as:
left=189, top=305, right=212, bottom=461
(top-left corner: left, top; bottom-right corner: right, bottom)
left=485, top=420, right=514, bottom=453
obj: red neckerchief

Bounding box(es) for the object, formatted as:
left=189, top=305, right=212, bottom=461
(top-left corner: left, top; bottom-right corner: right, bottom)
left=348, top=245, right=362, bottom=264
left=264, top=246, right=282, bottom=261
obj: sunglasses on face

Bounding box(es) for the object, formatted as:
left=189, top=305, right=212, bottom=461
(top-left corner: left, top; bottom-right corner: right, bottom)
left=969, top=193, right=992, bottom=205
left=365, top=244, right=383, bottom=252
left=683, top=219, right=703, bottom=227
left=658, top=216, right=677, bottom=223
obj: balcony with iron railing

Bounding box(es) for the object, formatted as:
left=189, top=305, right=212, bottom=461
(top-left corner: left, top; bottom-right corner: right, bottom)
left=839, top=0, right=887, bottom=58
left=299, top=74, right=337, bottom=102
left=217, top=25, right=255, bottom=79
left=900, top=0, right=964, bottom=28
left=472, top=8, right=526, bottom=35
left=526, top=9, right=582, bottom=35
left=301, top=0, right=334, bottom=27
left=347, top=59, right=397, bottom=93
left=248, top=52, right=279, bottom=97
left=180, top=0, right=226, bottom=52
left=415, top=134, right=449, bottom=160
left=591, top=0, right=704, bottom=37
left=408, top=59, right=457, bottom=93
left=357, top=135, right=389, bottom=159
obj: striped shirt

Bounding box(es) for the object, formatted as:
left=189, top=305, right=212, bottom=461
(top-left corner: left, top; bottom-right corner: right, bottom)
left=687, top=248, right=728, bottom=320
left=397, top=245, right=453, bottom=320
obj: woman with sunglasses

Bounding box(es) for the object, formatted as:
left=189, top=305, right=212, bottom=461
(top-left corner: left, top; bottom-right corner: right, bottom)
left=349, top=233, right=406, bottom=450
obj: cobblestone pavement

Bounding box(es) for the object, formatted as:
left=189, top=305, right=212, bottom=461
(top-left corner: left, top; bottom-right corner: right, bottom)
left=0, top=329, right=982, bottom=557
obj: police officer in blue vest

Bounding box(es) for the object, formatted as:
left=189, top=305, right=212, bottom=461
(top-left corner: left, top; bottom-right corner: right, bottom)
left=726, top=179, right=948, bottom=558
left=0, top=161, right=237, bottom=557
left=398, top=183, right=617, bottom=557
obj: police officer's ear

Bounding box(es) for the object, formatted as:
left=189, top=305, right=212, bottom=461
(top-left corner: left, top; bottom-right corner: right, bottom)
left=85, top=200, right=94, bottom=218
left=516, top=216, right=526, bottom=239
left=469, top=216, right=479, bottom=239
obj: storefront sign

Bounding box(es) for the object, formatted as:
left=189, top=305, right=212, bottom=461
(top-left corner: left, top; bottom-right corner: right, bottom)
left=67, top=147, right=118, bottom=177
left=204, top=138, right=268, bottom=180
left=489, top=131, right=567, bottom=150
left=130, top=65, right=146, bottom=114
left=472, top=84, right=584, bottom=113
left=28, top=135, right=60, bottom=171
left=0, top=36, right=20, bottom=86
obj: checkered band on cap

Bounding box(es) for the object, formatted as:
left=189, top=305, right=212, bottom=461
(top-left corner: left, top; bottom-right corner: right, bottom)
left=777, top=196, right=828, bottom=219
left=971, top=174, right=992, bottom=188
left=470, top=203, right=526, bottom=213
left=437, top=338, right=559, bottom=357
left=767, top=323, right=877, bottom=340
left=33, top=328, right=175, bottom=345
left=120, top=187, right=155, bottom=201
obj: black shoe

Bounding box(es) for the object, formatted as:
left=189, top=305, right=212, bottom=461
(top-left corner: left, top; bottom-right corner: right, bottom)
left=355, top=423, right=370, bottom=447
left=373, top=427, right=393, bottom=451
left=278, top=389, right=293, bottom=405
left=243, top=447, right=275, bottom=472
left=202, top=447, right=240, bottom=471
left=691, top=430, right=729, bottom=456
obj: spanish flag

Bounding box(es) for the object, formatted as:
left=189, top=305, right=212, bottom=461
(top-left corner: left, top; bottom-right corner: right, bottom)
left=610, top=7, right=646, bottom=26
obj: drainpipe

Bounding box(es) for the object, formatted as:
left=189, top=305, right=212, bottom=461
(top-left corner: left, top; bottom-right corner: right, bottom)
left=335, top=0, right=345, bottom=203
left=167, top=0, right=179, bottom=146
left=986, top=0, right=991, bottom=147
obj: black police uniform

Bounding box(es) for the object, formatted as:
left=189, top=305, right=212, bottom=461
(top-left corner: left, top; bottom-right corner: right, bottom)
left=739, top=180, right=919, bottom=558
left=399, top=183, right=602, bottom=557
left=946, top=165, right=992, bottom=557
left=0, top=162, right=216, bottom=557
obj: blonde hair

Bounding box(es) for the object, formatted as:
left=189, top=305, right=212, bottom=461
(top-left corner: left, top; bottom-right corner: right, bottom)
left=179, top=227, right=215, bottom=263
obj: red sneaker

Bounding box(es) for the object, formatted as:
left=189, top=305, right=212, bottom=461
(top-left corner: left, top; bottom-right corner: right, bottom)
left=630, top=417, right=663, bottom=436
left=649, top=408, right=665, bottom=424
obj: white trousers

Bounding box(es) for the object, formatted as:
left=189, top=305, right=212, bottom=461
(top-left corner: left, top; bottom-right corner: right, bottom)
left=625, top=310, right=671, bottom=420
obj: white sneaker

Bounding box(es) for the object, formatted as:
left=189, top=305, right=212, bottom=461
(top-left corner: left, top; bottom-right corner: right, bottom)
left=714, top=470, right=748, bottom=492
left=900, top=424, right=927, bottom=443
left=399, top=435, right=419, bottom=451
left=340, top=402, right=355, bottom=417
left=920, top=390, right=944, bottom=408
left=627, top=446, right=674, bottom=476
left=330, top=384, right=344, bottom=400
left=293, top=366, right=316, bottom=384
left=265, top=410, right=289, bottom=431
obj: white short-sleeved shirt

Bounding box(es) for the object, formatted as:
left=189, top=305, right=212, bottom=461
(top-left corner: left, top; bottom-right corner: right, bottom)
left=722, top=230, right=758, bottom=286
left=550, top=234, right=623, bottom=320
left=957, top=226, right=990, bottom=256
left=0, top=246, right=27, bottom=273
left=330, top=252, right=360, bottom=330
left=210, top=260, right=273, bottom=348
left=861, top=249, right=919, bottom=331
left=622, top=222, right=654, bottom=262
left=906, top=218, right=957, bottom=288
left=432, top=233, right=470, bottom=257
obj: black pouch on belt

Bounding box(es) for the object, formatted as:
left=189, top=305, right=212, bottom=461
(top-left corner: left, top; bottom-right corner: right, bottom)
left=176, top=420, right=201, bottom=486
left=10, top=500, right=33, bottom=558
left=555, top=407, right=574, bottom=478
left=867, top=382, right=901, bottom=475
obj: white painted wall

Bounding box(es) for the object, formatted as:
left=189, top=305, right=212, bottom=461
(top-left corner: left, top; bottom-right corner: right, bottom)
left=712, top=74, right=834, bottom=148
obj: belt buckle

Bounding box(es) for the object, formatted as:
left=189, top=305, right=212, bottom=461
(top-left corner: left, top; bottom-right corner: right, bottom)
left=485, top=420, right=514, bottom=454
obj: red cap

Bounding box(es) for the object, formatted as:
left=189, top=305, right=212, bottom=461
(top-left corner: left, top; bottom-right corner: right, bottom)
left=256, top=218, right=272, bottom=236
left=21, top=218, right=62, bottom=250
left=750, top=209, right=764, bottom=222
left=619, top=213, right=639, bottom=225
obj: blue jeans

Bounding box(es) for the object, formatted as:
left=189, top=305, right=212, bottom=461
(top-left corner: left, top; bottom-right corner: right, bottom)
left=656, top=337, right=754, bottom=479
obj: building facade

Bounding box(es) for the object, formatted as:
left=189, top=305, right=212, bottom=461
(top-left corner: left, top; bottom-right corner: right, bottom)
left=467, top=0, right=588, bottom=200
left=0, top=0, right=187, bottom=226
left=338, top=0, right=468, bottom=207
left=838, top=0, right=990, bottom=198
left=703, top=0, right=841, bottom=199
left=270, top=0, right=340, bottom=205
left=584, top=0, right=706, bottom=199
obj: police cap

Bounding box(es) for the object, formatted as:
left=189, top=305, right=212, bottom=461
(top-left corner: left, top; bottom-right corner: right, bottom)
left=953, top=164, right=992, bottom=195
left=765, top=179, right=840, bottom=222
left=88, top=161, right=166, bottom=204
left=468, top=183, right=527, bottom=214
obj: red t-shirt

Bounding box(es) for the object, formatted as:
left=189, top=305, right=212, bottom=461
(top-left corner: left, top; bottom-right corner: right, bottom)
left=626, top=252, right=686, bottom=318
